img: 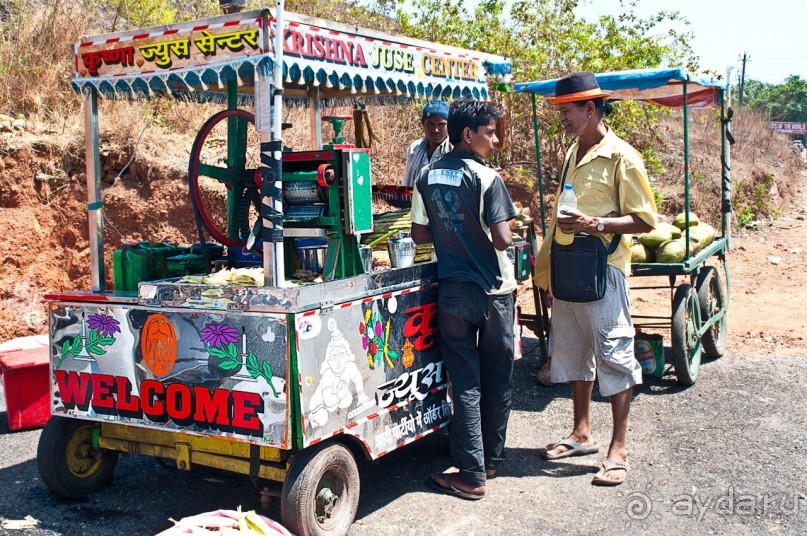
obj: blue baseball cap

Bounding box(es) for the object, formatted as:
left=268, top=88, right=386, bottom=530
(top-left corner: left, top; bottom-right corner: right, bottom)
left=421, top=100, right=449, bottom=122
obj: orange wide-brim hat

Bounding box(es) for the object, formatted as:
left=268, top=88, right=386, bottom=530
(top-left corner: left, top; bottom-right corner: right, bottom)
left=548, top=72, right=611, bottom=105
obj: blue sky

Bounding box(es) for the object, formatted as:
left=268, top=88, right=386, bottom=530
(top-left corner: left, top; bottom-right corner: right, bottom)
left=400, top=0, right=805, bottom=85
left=577, top=0, right=805, bottom=85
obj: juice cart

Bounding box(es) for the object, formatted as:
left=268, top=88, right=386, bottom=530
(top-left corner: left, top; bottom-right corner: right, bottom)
left=515, top=69, right=731, bottom=385
left=37, top=5, right=514, bottom=535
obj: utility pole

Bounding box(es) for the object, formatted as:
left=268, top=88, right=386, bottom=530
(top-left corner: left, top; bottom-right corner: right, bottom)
left=738, top=52, right=750, bottom=106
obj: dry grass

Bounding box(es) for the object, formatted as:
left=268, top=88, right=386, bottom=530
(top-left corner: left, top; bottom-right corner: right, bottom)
left=0, top=0, right=93, bottom=119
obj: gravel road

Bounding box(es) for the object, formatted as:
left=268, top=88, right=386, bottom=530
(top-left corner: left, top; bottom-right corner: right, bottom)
left=1, top=336, right=805, bottom=535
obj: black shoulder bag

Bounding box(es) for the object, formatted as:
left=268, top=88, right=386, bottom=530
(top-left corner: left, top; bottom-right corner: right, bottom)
left=550, top=157, right=621, bottom=303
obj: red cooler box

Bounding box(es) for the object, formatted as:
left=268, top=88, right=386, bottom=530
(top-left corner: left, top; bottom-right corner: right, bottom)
left=0, top=346, right=51, bottom=431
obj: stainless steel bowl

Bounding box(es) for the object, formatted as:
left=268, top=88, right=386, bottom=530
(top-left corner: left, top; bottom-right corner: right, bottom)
left=387, top=232, right=416, bottom=268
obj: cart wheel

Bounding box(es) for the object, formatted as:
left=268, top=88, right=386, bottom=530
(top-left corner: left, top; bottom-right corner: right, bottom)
left=188, top=108, right=261, bottom=248
left=280, top=442, right=360, bottom=536
left=671, top=283, right=703, bottom=385
left=696, top=266, right=726, bottom=358
left=37, top=417, right=118, bottom=498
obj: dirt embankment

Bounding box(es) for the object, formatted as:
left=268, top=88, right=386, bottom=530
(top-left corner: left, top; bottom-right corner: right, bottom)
left=0, top=108, right=805, bottom=355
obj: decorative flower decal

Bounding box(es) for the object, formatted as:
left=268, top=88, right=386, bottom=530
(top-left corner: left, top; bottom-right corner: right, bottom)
left=201, top=324, right=239, bottom=349
left=87, top=313, right=121, bottom=338
left=55, top=312, right=119, bottom=369
left=202, top=323, right=279, bottom=398
left=361, top=308, right=399, bottom=370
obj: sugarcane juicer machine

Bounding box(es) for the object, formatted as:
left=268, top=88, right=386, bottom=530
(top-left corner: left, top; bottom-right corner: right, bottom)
left=189, top=111, right=372, bottom=280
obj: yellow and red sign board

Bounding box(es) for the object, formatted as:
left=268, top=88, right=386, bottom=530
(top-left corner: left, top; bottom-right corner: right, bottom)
left=74, top=16, right=263, bottom=78
left=71, top=10, right=509, bottom=100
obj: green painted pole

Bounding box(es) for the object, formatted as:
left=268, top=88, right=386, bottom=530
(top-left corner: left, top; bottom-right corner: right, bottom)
left=683, top=80, right=690, bottom=260
left=531, top=94, right=546, bottom=236
left=226, top=80, right=239, bottom=244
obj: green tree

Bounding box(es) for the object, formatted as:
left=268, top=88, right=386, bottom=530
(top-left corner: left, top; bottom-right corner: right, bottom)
left=745, top=76, right=807, bottom=123
left=397, top=0, right=697, bottom=170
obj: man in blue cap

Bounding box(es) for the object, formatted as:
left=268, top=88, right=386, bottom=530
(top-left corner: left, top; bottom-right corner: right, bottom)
left=401, top=100, right=452, bottom=187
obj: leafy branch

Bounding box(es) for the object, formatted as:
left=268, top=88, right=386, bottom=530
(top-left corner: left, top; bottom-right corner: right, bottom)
left=209, top=343, right=280, bottom=398
left=55, top=329, right=116, bottom=369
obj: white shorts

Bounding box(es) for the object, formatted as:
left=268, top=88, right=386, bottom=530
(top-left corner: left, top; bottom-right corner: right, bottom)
left=550, top=266, right=642, bottom=397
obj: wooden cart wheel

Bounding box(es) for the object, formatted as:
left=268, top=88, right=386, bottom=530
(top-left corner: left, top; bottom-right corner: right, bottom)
left=188, top=108, right=261, bottom=247
left=671, top=283, right=703, bottom=385
left=280, top=442, right=360, bottom=536
left=37, top=417, right=118, bottom=498
left=696, top=266, right=726, bottom=358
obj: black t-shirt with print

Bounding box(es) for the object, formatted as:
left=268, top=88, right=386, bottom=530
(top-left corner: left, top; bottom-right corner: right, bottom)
left=414, top=151, right=516, bottom=292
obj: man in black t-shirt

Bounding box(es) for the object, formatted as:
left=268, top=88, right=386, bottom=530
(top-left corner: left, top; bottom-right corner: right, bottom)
left=411, top=99, right=517, bottom=500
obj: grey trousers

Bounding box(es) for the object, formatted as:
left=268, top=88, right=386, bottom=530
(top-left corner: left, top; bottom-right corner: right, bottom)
left=438, top=279, right=515, bottom=487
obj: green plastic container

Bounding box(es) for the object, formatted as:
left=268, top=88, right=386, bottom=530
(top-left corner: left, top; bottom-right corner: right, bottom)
left=113, top=242, right=184, bottom=291
left=166, top=253, right=207, bottom=276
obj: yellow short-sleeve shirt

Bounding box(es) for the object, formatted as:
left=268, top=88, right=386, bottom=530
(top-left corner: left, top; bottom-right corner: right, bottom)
left=534, top=128, right=658, bottom=290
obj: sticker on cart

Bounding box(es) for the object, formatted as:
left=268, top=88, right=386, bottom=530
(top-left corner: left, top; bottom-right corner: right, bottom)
left=308, top=318, right=371, bottom=429
left=296, top=314, right=322, bottom=339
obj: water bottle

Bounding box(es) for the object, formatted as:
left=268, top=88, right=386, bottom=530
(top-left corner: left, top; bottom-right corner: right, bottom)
left=555, top=184, right=577, bottom=245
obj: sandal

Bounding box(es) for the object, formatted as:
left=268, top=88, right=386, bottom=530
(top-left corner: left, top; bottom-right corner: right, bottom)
left=591, top=459, right=629, bottom=486
left=427, top=473, right=485, bottom=500
left=540, top=438, right=600, bottom=460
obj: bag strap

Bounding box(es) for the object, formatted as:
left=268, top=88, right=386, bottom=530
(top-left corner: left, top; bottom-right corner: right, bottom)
left=558, top=152, right=622, bottom=255
left=558, top=153, right=573, bottom=190
left=605, top=234, right=621, bottom=254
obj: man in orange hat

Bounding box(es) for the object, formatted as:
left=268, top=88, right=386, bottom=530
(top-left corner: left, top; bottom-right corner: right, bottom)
left=533, top=72, right=658, bottom=486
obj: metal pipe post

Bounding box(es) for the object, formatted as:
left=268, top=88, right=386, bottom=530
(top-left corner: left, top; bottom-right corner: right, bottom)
left=84, top=88, right=105, bottom=291
left=308, top=86, right=322, bottom=149
left=721, top=79, right=733, bottom=250
left=260, top=0, right=286, bottom=286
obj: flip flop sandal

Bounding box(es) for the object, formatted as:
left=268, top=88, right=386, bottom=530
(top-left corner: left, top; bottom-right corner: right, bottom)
left=591, top=459, right=629, bottom=486
left=540, top=438, right=600, bottom=460
left=427, top=473, right=485, bottom=500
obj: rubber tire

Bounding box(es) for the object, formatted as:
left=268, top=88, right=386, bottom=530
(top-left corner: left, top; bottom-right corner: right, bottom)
left=671, top=283, right=703, bottom=385
left=696, top=266, right=726, bottom=358
left=280, top=442, right=360, bottom=536
left=37, top=417, right=118, bottom=498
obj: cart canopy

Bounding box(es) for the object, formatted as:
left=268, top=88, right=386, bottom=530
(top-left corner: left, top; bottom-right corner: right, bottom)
left=71, top=9, right=511, bottom=105
left=514, top=68, right=724, bottom=109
